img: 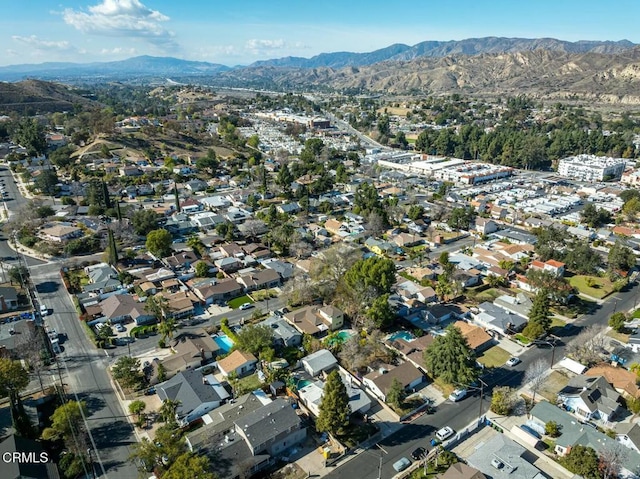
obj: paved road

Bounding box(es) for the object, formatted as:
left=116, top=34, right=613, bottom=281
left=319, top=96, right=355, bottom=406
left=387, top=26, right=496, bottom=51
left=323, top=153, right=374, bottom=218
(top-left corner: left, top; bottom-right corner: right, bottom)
left=31, top=261, right=139, bottom=479
left=326, top=283, right=639, bottom=479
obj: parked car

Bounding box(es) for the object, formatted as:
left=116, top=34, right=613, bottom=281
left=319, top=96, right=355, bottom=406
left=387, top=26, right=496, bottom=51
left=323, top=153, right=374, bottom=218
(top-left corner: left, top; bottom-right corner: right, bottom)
left=392, top=457, right=411, bottom=472
left=411, top=447, right=426, bottom=460
left=40, top=305, right=49, bottom=316
left=115, top=323, right=126, bottom=333
left=506, top=356, right=521, bottom=367
left=448, top=388, right=468, bottom=402
left=435, top=426, right=454, bottom=441
left=239, top=303, right=254, bottom=310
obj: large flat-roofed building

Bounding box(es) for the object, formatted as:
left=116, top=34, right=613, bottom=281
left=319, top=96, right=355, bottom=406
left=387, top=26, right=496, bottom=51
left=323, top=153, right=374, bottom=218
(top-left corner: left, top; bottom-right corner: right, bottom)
left=558, top=154, right=626, bottom=182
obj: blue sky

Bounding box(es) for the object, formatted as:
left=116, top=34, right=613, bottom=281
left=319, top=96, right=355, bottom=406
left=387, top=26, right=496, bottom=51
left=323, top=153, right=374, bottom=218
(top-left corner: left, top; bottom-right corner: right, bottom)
left=1, top=0, right=639, bottom=66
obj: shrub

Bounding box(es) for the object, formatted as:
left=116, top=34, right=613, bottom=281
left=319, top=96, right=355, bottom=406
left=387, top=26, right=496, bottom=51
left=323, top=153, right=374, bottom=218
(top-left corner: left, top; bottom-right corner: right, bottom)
left=545, top=421, right=561, bottom=437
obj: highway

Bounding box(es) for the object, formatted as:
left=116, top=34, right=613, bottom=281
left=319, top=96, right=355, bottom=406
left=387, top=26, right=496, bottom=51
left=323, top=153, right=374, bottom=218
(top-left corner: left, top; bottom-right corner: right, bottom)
left=325, top=282, right=639, bottom=479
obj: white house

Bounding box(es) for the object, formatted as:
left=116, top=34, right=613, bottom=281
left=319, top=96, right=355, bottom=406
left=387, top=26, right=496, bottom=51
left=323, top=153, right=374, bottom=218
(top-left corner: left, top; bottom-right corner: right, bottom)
left=557, top=375, right=621, bottom=423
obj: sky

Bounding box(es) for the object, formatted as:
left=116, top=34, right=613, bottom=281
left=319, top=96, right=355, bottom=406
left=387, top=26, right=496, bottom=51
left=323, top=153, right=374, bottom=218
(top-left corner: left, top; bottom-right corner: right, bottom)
left=1, top=0, right=639, bottom=67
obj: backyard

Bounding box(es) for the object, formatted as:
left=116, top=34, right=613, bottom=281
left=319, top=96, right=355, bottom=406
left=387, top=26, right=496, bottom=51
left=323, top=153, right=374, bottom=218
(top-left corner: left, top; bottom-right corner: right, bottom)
left=477, top=346, right=511, bottom=368
left=568, top=275, right=614, bottom=300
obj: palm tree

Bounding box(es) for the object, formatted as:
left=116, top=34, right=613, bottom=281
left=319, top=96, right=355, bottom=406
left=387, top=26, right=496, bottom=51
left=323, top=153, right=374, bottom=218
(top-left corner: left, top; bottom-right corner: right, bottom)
left=158, top=318, right=177, bottom=343
left=159, top=399, right=181, bottom=424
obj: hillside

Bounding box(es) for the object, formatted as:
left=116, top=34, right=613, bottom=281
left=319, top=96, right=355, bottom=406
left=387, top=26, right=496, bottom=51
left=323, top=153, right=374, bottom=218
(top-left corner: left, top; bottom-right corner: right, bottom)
left=0, top=80, right=96, bottom=114
left=248, top=37, right=635, bottom=69
left=215, top=48, right=640, bottom=103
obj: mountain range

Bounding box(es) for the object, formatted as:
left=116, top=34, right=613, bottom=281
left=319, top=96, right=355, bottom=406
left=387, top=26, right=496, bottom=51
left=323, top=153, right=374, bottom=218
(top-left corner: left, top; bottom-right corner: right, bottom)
left=3, top=37, right=640, bottom=104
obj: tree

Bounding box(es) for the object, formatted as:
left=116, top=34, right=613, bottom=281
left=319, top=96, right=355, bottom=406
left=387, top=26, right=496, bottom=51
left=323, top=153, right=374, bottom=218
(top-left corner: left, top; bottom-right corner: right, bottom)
left=106, top=228, right=118, bottom=266
left=316, top=370, right=350, bottom=435
left=566, top=325, right=606, bottom=366
left=523, top=291, right=552, bottom=338
left=34, top=169, right=59, bottom=196
left=559, top=445, right=600, bottom=479
left=386, top=378, right=406, bottom=409
left=525, top=269, right=574, bottom=304
left=146, top=228, right=172, bottom=258
left=12, top=118, right=47, bottom=156
left=131, top=424, right=187, bottom=475
left=564, top=241, right=601, bottom=274
left=342, top=256, right=396, bottom=297
left=41, top=401, right=87, bottom=452
left=609, top=312, right=627, bottom=333
left=195, top=261, right=210, bottom=278
left=163, top=453, right=215, bottom=479
left=111, top=356, right=144, bottom=390
left=580, top=202, right=612, bottom=228
left=173, top=183, right=181, bottom=213
left=600, top=443, right=630, bottom=479
left=365, top=294, right=395, bottom=329
left=8, top=265, right=29, bottom=286
left=490, top=386, right=517, bottom=415
left=234, top=325, right=273, bottom=356
left=131, top=209, right=159, bottom=235
left=0, top=358, right=31, bottom=436
left=424, top=325, right=479, bottom=386
left=407, top=204, right=425, bottom=221
left=129, top=400, right=147, bottom=424
left=195, top=149, right=218, bottom=175
left=524, top=359, right=548, bottom=404
left=158, top=318, right=178, bottom=343
left=159, top=399, right=181, bottom=425
left=447, top=206, right=475, bottom=230
left=545, top=421, right=561, bottom=437
left=608, top=241, right=636, bottom=275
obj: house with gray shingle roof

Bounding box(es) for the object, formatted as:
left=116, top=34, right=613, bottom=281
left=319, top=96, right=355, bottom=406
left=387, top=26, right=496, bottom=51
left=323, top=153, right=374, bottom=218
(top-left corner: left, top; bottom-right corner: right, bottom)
left=558, top=375, right=621, bottom=423
left=156, top=368, right=230, bottom=426
left=467, top=434, right=545, bottom=479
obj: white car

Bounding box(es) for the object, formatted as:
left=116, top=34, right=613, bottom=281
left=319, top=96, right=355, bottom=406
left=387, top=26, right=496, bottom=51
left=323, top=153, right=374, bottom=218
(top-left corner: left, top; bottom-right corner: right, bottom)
left=40, top=305, right=49, bottom=316
left=506, top=357, right=521, bottom=367
left=239, top=303, right=254, bottom=310
left=448, top=388, right=468, bottom=402
left=435, top=426, right=454, bottom=441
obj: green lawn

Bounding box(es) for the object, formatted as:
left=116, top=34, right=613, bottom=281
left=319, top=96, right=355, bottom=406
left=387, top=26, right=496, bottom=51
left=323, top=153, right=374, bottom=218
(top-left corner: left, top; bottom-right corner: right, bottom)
left=633, top=309, right=640, bottom=319
left=250, top=288, right=279, bottom=301
left=473, top=288, right=503, bottom=303
left=477, top=346, right=511, bottom=368
left=232, top=373, right=262, bottom=396
left=549, top=317, right=567, bottom=334
left=569, top=275, right=614, bottom=299
left=228, top=295, right=254, bottom=309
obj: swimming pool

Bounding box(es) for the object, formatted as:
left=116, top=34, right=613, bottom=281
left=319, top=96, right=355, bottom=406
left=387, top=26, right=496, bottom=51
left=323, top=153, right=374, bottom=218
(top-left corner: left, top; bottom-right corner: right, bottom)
left=213, top=334, right=234, bottom=352
left=324, top=330, right=355, bottom=347
left=388, top=331, right=415, bottom=342
left=297, top=379, right=313, bottom=389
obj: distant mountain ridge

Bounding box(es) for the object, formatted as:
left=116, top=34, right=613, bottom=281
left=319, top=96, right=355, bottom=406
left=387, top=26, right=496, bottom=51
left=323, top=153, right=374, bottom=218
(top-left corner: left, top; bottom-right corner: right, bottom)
left=0, top=37, right=634, bottom=82
left=248, top=37, right=636, bottom=68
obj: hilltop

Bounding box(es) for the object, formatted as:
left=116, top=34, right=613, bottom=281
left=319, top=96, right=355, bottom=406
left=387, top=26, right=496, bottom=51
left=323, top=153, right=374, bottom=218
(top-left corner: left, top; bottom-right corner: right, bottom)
left=0, top=80, right=96, bottom=114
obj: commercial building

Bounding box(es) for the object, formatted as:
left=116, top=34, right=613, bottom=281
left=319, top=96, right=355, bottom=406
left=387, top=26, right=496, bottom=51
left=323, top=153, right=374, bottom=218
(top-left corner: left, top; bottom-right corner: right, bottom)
left=557, top=155, right=626, bottom=182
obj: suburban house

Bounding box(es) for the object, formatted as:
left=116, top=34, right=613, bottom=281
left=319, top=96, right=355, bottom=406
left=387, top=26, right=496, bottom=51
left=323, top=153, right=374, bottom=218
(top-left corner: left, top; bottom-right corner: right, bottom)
left=161, top=291, right=198, bottom=320
left=217, top=350, right=258, bottom=378
left=557, top=375, right=622, bottom=423
left=529, top=259, right=566, bottom=277
left=164, top=251, right=199, bottom=271
left=298, top=373, right=371, bottom=417
left=39, top=225, right=83, bottom=242
left=616, top=422, right=640, bottom=454
left=0, top=434, right=60, bottom=479
left=100, top=294, right=156, bottom=325
left=586, top=364, right=640, bottom=399
left=262, top=316, right=302, bottom=348
left=472, top=302, right=528, bottom=336
left=301, top=349, right=338, bottom=377
left=530, top=401, right=640, bottom=476
left=0, top=320, right=38, bottom=359
left=453, top=320, right=493, bottom=353
left=493, top=293, right=533, bottom=318
left=473, top=218, right=498, bottom=235
left=193, top=279, right=243, bottom=304
left=284, top=305, right=344, bottom=336
left=156, top=329, right=221, bottom=377
left=214, top=257, right=243, bottom=273
left=236, top=269, right=281, bottom=292
left=396, top=279, right=437, bottom=304
left=467, top=434, right=544, bottom=479
left=363, top=362, right=424, bottom=402
left=439, top=463, right=486, bottom=479
left=156, top=369, right=230, bottom=426
left=82, top=263, right=122, bottom=294
left=0, top=286, right=19, bottom=312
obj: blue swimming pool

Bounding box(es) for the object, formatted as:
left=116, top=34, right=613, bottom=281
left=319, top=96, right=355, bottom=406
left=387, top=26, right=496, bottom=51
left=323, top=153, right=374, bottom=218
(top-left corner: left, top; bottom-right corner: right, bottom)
left=297, top=379, right=313, bottom=389
left=324, top=330, right=355, bottom=347
left=213, top=334, right=234, bottom=352
left=388, top=331, right=415, bottom=342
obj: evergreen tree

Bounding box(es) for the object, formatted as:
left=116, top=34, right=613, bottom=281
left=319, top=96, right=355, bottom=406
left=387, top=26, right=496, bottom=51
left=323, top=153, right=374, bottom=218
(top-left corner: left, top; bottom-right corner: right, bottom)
left=522, top=290, right=551, bottom=338
left=173, top=184, right=180, bottom=213
left=423, top=325, right=479, bottom=385
left=386, top=378, right=406, bottom=409
left=106, top=229, right=118, bottom=266
left=316, top=370, right=350, bottom=435
left=101, top=180, right=112, bottom=209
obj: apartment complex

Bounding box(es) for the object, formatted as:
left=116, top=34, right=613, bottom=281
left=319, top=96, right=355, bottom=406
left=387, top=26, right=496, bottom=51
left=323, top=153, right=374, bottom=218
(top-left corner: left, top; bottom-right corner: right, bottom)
left=557, top=154, right=626, bottom=182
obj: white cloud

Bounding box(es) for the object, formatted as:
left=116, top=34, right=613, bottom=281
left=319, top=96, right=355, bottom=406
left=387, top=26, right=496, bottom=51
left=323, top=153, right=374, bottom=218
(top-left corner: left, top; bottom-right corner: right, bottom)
left=63, top=0, right=176, bottom=48
left=245, top=39, right=286, bottom=51
left=12, top=35, right=75, bottom=52
left=100, top=47, right=137, bottom=55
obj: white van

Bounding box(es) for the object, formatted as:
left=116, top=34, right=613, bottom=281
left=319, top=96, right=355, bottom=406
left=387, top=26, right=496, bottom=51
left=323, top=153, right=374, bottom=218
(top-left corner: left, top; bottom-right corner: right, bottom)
left=448, top=388, right=468, bottom=402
